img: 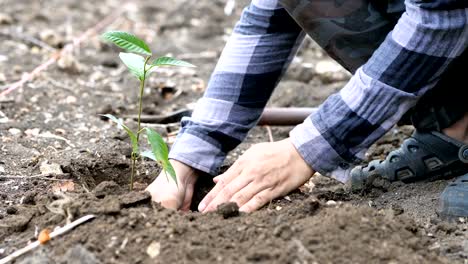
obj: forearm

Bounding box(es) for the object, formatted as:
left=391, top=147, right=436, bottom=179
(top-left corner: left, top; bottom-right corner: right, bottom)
left=169, top=0, right=305, bottom=174
left=291, top=0, right=468, bottom=182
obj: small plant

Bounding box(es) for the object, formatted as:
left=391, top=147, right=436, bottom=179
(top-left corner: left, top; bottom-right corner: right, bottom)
left=101, top=31, right=195, bottom=190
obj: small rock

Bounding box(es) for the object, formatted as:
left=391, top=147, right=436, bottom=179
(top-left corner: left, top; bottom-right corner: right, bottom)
left=0, top=13, right=13, bottom=25
left=63, top=244, right=100, bottom=264
left=8, top=128, right=22, bottom=136
left=146, top=241, right=161, bottom=259
left=216, top=202, right=239, bottom=219
left=39, top=161, right=63, bottom=175
left=24, top=128, right=41, bottom=137
left=39, top=29, right=64, bottom=48
left=0, top=166, right=5, bottom=174
left=275, top=206, right=282, bottom=211
left=65, top=95, right=77, bottom=104
left=89, top=71, right=106, bottom=83
left=94, top=181, right=123, bottom=198
left=0, top=111, right=8, bottom=124
left=13, top=65, right=22, bottom=74
left=57, top=54, right=83, bottom=74
left=21, top=191, right=36, bottom=205
left=6, top=206, right=17, bottom=214
left=325, top=200, right=337, bottom=206
left=0, top=73, right=6, bottom=83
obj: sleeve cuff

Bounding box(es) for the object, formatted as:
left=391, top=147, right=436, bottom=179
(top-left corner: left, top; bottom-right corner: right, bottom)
left=168, top=130, right=225, bottom=175
left=289, top=117, right=358, bottom=183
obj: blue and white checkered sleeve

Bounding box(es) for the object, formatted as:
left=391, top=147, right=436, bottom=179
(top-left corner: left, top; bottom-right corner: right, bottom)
left=290, top=0, right=468, bottom=183
left=169, top=0, right=305, bottom=174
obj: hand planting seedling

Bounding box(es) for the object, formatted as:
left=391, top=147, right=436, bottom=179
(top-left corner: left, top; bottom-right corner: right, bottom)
left=101, top=31, right=195, bottom=190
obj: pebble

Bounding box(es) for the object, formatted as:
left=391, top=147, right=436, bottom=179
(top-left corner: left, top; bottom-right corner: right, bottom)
left=146, top=241, right=161, bottom=259
left=39, top=29, right=64, bottom=48
left=8, top=128, right=22, bottom=136
left=325, top=200, right=337, bottom=206
left=39, top=161, right=63, bottom=175
left=0, top=73, right=6, bottom=83
left=6, top=206, right=17, bottom=214
left=24, top=128, right=41, bottom=137
left=65, top=95, right=78, bottom=104
left=216, top=202, right=240, bottom=219
left=57, top=54, right=83, bottom=74
left=0, top=13, right=13, bottom=25
left=0, top=166, right=5, bottom=174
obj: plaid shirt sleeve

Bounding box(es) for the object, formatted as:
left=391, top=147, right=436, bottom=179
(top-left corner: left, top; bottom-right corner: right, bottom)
left=290, top=0, right=468, bottom=182
left=170, top=0, right=468, bottom=181
left=168, top=0, right=305, bottom=174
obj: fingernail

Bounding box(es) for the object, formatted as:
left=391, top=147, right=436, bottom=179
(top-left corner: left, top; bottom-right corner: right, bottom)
left=198, top=203, right=206, bottom=212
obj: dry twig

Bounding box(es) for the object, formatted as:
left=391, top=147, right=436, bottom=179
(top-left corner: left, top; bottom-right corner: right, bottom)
left=264, top=125, right=274, bottom=142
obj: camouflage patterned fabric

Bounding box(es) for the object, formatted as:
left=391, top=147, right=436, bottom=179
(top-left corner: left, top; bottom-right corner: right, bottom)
left=279, top=0, right=405, bottom=72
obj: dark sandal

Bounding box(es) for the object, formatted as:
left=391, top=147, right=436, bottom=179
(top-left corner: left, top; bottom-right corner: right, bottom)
left=439, top=173, right=468, bottom=218
left=348, top=131, right=468, bottom=191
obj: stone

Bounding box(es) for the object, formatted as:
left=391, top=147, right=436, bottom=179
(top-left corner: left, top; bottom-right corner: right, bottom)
left=8, top=128, right=21, bottom=136
left=216, top=202, right=239, bottom=219
left=39, top=29, right=64, bottom=48
left=39, top=161, right=63, bottom=175
left=0, top=13, right=13, bottom=25
left=146, top=241, right=161, bottom=259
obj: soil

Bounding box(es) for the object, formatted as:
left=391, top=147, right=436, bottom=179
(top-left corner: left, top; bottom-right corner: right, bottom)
left=0, top=0, right=466, bottom=263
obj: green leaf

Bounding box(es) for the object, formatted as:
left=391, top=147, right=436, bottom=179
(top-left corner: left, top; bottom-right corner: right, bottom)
left=119, top=52, right=145, bottom=80
left=151, top=57, right=195, bottom=69
left=101, top=31, right=152, bottom=56
left=145, top=128, right=177, bottom=185
left=101, top=114, right=139, bottom=154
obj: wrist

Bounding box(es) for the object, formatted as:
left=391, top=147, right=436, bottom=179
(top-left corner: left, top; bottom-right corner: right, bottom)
left=284, top=138, right=316, bottom=176
left=169, top=159, right=199, bottom=184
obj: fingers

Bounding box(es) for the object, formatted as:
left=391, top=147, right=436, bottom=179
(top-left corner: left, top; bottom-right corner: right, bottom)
left=229, top=181, right=263, bottom=209
left=198, top=161, right=242, bottom=211
left=202, top=176, right=253, bottom=212
left=239, top=189, right=273, bottom=213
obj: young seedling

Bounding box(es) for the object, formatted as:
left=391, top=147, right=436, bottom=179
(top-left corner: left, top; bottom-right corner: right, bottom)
left=101, top=31, right=195, bottom=190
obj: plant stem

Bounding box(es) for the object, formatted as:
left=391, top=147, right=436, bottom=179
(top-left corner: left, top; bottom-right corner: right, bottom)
left=130, top=157, right=136, bottom=191
left=129, top=57, right=151, bottom=191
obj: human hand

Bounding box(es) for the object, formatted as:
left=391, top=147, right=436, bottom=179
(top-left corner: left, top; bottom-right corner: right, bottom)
left=145, top=159, right=198, bottom=211
left=198, top=138, right=315, bottom=213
